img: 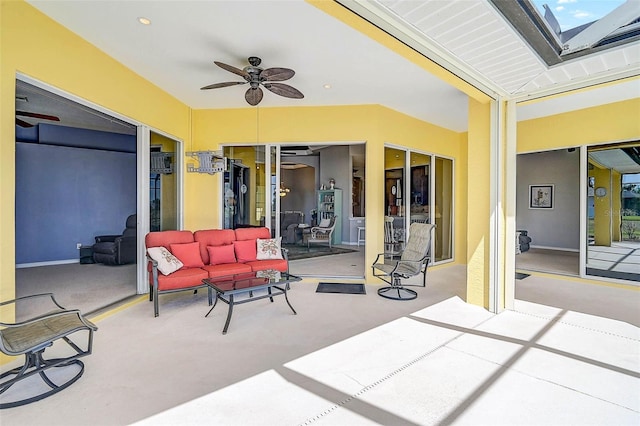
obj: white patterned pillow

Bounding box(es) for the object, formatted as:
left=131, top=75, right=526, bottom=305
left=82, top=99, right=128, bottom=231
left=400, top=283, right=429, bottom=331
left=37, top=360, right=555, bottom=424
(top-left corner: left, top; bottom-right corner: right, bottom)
left=256, top=237, right=283, bottom=260
left=147, top=246, right=183, bottom=275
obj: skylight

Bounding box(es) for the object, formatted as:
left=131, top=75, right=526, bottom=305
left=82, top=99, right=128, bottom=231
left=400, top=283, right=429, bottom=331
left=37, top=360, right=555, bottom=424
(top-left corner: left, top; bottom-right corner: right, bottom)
left=530, top=0, right=625, bottom=32
left=490, top=0, right=640, bottom=65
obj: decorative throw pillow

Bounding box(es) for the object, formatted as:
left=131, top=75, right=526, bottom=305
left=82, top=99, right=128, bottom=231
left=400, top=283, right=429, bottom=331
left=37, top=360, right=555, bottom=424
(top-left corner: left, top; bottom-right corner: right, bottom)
left=319, top=218, right=331, bottom=228
left=233, top=239, right=257, bottom=263
left=207, top=244, right=236, bottom=265
left=256, top=237, right=283, bottom=260
left=169, top=242, right=204, bottom=268
left=147, top=247, right=183, bottom=275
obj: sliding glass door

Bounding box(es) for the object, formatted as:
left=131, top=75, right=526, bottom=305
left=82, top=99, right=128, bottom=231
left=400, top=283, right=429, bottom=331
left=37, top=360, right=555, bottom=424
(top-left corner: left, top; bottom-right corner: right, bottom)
left=384, top=145, right=454, bottom=264
left=586, top=143, right=640, bottom=282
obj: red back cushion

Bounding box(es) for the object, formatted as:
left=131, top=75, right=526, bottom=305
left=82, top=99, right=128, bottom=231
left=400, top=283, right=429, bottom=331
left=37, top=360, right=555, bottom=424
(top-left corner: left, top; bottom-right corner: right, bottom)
left=145, top=230, right=194, bottom=251
left=207, top=244, right=237, bottom=265
left=233, top=239, right=257, bottom=263
left=194, top=229, right=237, bottom=264
left=234, top=227, right=271, bottom=241
left=170, top=242, right=205, bottom=268
left=145, top=231, right=195, bottom=273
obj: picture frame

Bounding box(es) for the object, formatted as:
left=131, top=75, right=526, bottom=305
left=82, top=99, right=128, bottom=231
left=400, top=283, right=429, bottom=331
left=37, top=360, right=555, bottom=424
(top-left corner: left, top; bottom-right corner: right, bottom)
left=529, top=184, right=554, bottom=209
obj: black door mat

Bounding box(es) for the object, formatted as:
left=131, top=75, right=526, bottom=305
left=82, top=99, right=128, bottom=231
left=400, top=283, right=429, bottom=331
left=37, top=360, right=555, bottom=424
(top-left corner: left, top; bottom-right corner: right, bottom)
left=515, top=272, right=530, bottom=280
left=316, top=282, right=366, bottom=295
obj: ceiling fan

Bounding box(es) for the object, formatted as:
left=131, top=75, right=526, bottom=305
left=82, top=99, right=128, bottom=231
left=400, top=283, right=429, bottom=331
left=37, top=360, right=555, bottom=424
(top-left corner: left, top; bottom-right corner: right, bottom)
left=15, top=110, right=60, bottom=128
left=200, top=56, right=304, bottom=106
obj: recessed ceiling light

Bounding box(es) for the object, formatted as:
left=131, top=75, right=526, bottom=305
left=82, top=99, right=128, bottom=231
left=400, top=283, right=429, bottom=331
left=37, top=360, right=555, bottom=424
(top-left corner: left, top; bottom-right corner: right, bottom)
left=323, top=84, right=332, bottom=89
left=138, top=17, right=151, bottom=25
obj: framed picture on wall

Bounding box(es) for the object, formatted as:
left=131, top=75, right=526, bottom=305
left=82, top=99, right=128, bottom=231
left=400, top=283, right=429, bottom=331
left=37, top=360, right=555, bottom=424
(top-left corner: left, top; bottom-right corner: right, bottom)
left=529, top=184, right=554, bottom=209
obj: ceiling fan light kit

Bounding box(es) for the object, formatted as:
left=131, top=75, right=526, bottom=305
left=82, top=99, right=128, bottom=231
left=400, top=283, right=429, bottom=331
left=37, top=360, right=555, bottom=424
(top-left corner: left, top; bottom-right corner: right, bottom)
left=201, top=56, right=303, bottom=106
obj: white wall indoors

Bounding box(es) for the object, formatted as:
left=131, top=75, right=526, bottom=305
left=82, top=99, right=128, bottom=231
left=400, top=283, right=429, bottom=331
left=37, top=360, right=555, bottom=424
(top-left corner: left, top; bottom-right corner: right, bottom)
left=517, top=149, right=581, bottom=251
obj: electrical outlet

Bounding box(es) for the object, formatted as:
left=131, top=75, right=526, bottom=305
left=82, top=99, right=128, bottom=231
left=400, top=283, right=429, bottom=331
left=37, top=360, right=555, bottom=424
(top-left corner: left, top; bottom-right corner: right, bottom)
left=76, top=243, right=82, bottom=250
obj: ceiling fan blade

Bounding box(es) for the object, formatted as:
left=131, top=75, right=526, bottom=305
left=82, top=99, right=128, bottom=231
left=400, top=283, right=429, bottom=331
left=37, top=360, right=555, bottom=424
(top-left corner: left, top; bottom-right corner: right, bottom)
left=200, top=81, right=246, bottom=90
left=16, top=111, right=60, bottom=121
left=245, top=87, right=264, bottom=106
left=261, top=67, right=295, bottom=81
left=16, top=118, right=34, bottom=128
left=263, top=83, right=304, bottom=99
left=214, top=61, right=249, bottom=78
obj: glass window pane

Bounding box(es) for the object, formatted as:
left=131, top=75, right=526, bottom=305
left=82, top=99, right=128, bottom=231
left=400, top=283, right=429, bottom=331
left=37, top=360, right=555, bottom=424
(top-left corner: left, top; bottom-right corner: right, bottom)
left=435, top=157, right=453, bottom=262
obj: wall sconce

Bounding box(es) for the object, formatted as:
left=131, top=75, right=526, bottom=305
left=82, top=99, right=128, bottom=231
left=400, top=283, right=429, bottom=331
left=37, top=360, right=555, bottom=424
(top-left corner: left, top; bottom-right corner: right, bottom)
left=150, top=152, right=174, bottom=174
left=186, top=150, right=226, bottom=174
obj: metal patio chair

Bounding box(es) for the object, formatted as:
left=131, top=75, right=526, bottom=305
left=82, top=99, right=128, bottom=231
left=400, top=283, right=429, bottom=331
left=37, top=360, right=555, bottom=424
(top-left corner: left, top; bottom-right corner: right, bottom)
left=0, top=293, right=97, bottom=409
left=372, top=222, right=435, bottom=300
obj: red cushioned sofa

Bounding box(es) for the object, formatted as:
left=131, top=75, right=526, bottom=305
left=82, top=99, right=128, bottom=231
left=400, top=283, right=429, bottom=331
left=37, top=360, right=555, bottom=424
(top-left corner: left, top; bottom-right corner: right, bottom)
left=145, top=227, right=288, bottom=316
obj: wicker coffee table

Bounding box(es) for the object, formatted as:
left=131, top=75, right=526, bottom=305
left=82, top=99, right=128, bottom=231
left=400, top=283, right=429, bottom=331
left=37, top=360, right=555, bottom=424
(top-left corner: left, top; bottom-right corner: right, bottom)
left=203, top=270, right=301, bottom=334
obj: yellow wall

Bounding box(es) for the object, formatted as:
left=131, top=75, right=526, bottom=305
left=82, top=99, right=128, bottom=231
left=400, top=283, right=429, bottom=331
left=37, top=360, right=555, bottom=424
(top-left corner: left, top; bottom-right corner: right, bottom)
left=592, top=167, right=612, bottom=245
left=612, top=171, right=622, bottom=242
left=466, top=99, right=492, bottom=307
left=192, top=105, right=466, bottom=278
left=1, top=1, right=190, bottom=309
left=517, top=98, right=640, bottom=153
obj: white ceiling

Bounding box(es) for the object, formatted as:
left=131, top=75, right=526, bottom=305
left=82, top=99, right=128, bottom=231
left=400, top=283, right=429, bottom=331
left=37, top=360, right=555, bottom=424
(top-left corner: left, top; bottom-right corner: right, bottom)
left=22, top=0, right=640, bottom=133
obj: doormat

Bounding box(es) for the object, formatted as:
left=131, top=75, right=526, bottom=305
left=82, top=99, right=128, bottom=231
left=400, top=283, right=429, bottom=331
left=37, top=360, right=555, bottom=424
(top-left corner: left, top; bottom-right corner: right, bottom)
left=316, top=282, right=366, bottom=295
left=515, top=272, right=530, bottom=280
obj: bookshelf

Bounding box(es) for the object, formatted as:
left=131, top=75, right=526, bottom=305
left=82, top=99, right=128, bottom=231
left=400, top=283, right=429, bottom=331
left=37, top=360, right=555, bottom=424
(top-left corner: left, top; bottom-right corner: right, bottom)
left=317, top=189, right=342, bottom=245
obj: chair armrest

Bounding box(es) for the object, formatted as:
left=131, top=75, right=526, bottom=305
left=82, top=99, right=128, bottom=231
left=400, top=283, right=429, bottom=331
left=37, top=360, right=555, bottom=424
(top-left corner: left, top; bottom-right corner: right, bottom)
left=310, top=226, right=330, bottom=237
left=95, top=235, right=119, bottom=243
left=281, top=247, right=289, bottom=261
left=0, top=293, right=96, bottom=331
left=0, top=293, right=67, bottom=326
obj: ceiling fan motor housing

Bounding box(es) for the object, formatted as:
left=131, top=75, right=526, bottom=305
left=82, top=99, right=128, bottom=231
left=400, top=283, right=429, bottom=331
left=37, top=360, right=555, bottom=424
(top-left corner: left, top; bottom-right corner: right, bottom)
left=202, top=56, right=303, bottom=105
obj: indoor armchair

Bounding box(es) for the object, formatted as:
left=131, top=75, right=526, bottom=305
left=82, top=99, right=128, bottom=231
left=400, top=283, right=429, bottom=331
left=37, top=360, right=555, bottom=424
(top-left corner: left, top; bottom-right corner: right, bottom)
left=307, top=216, right=338, bottom=249
left=92, top=214, right=137, bottom=265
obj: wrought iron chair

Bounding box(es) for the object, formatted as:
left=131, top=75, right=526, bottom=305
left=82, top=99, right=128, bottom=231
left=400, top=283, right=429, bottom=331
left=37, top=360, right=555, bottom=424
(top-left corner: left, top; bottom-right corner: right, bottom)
left=0, top=294, right=97, bottom=408
left=307, top=216, right=338, bottom=249
left=372, top=222, right=435, bottom=300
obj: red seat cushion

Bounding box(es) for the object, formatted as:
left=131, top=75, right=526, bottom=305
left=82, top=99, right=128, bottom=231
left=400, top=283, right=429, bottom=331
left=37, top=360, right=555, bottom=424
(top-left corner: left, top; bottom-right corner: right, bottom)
left=203, top=263, right=252, bottom=278
left=156, top=268, right=208, bottom=291
left=246, top=259, right=288, bottom=272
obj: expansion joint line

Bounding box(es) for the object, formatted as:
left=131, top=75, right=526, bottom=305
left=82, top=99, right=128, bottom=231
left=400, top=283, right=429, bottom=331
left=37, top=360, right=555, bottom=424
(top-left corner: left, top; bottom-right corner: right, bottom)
left=511, top=309, right=639, bottom=342
left=298, top=314, right=496, bottom=425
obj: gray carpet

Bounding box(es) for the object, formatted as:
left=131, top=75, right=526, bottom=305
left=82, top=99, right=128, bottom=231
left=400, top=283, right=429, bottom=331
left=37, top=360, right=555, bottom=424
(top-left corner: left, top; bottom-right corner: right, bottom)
left=15, top=263, right=137, bottom=320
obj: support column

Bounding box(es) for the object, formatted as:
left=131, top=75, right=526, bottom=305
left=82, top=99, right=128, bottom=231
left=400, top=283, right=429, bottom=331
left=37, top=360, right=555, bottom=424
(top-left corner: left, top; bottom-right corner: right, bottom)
left=466, top=99, right=492, bottom=308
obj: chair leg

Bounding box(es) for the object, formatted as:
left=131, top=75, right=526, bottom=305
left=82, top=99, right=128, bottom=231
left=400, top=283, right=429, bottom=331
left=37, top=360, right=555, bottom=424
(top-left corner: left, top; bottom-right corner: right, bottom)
left=377, top=286, right=417, bottom=300
left=376, top=276, right=417, bottom=301
left=0, top=348, right=86, bottom=409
